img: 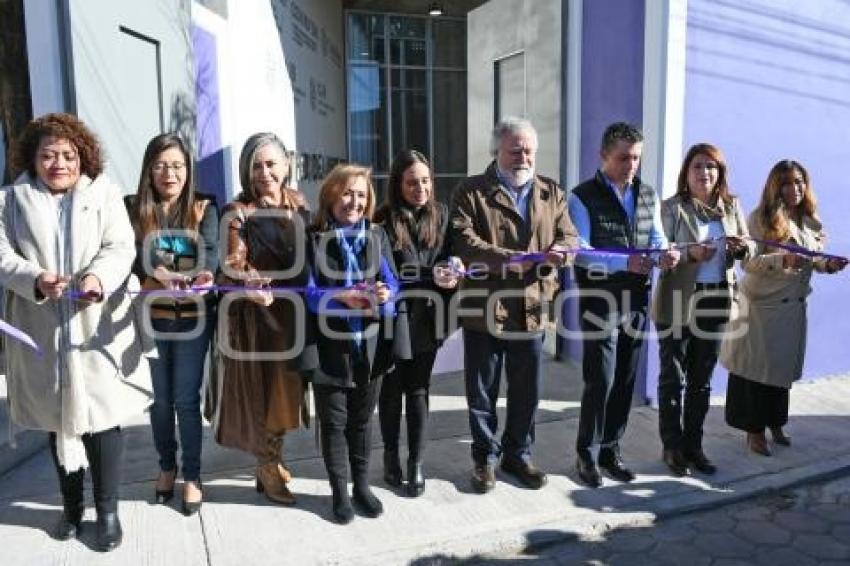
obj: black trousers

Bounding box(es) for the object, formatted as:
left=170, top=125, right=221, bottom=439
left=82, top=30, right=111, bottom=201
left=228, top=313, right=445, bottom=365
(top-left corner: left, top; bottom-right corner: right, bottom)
left=657, top=291, right=730, bottom=451
left=314, top=377, right=382, bottom=491
left=463, top=329, right=544, bottom=466
left=48, top=426, right=123, bottom=514
left=725, top=373, right=789, bottom=433
left=576, top=286, right=648, bottom=454
left=378, top=350, right=437, bottom=462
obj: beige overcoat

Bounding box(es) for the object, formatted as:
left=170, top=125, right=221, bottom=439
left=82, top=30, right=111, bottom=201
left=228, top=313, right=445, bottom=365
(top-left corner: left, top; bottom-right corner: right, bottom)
left=0, top=173, right=153, bottom=434
left=651, top=194, right=754, bottom=326
left=719, top=211, right=830, bottom=388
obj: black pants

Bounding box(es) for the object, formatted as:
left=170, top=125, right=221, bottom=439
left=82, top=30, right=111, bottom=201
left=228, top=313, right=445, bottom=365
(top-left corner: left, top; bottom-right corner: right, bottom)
left=725, top=373, right=789, bottom=433
left=463, top=329, right=544, bottom=466
left=48, top=426, right=123, bottom=514
left=576, top=286, right=648, bottom=454
left=657, top=291, right=730, bottom=451
left=314, top=377, right=382, bottom=491
left=378, top=350, right=437, bottom=463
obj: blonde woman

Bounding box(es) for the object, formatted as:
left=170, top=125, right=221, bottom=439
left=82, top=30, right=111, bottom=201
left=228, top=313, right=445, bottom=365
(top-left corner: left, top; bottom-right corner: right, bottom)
left=721, top=160, right=847, bottom=455
left=306, top=164, right=406, bottom=523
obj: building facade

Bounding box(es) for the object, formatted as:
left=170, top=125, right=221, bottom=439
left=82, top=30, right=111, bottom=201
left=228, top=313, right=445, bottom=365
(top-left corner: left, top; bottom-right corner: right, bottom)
left=5, top=0, right=849, bottom=393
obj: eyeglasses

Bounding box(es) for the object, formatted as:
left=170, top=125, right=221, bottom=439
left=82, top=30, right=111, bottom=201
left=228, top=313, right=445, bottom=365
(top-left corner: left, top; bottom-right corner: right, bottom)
left=152, top=162, right=186, bottom=173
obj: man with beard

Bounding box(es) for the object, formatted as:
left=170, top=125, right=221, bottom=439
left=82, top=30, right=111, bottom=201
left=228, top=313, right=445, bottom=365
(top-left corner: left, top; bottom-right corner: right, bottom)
left=450, top=117, right=577, bottom=493
left=569, top=122, right=680, bottom=487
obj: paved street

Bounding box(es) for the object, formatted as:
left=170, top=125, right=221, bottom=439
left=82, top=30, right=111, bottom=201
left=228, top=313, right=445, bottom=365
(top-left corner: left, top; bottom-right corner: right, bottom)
left=3, top=358, right=850, bottom=564
left=474, top=471, right=850, bottom=565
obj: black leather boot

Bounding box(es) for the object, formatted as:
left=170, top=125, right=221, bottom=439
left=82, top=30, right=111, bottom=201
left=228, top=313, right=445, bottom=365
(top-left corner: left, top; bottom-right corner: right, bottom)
left=54, top=504, right=84, bottom=540
left=383, top=449, right=403, bottom=487
left=48, top=433, right=85, bottom=540
left=406, top=460, right=425, bottom=497
left=405, top=392, right=427, bottom=497
left=95, top=511, right=123, bottom=552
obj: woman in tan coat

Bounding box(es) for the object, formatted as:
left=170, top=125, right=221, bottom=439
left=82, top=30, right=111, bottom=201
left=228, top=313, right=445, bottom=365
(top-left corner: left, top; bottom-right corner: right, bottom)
left=652, top=143, right=753, bottom=476
left=207, top=132, right=315, bottom=504
left=720, top=160, right=847, bottom=455
left=0, top=113, right=153, bottom=551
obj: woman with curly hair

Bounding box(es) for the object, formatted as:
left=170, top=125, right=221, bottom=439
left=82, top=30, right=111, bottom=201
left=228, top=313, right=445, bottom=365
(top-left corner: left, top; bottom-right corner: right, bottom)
left=0, top=113, right=153, bottom=551
left=125, top=133, right=219, bottom=515
left=720, top=160, right=847, bottom=456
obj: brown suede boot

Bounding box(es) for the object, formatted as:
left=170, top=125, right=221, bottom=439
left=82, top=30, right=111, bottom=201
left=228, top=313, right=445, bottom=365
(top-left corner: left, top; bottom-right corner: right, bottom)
left=256, top=462, right=296, bottom=505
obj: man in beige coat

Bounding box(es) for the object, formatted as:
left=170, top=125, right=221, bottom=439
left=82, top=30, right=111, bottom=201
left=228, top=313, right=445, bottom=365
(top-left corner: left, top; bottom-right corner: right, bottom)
left=450, top=117, right=577, bottom=493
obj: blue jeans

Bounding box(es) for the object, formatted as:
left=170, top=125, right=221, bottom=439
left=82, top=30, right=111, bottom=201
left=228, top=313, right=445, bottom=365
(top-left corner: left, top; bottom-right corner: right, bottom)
left=463, top=328, right=544, bottom=466
left=149, top=317, right=213, bottom=481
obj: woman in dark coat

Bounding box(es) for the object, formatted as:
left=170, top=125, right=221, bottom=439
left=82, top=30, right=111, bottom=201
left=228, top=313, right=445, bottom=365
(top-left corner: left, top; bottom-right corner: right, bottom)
left=374, top=149, right=461, bottom=496
left=306, top=163, right=408, bottom=524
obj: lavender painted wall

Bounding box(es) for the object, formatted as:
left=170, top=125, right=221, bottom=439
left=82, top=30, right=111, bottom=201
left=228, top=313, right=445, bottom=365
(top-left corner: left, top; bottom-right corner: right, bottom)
left=561, top=0, right=649, bottom=376
left=579, top=0, right=645, bottom=179
left=192, top=24, right=228, bottom=206
left=646, top=0, right=850, bottom=404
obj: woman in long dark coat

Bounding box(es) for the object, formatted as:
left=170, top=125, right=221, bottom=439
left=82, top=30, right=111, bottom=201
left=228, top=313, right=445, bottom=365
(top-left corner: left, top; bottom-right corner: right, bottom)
left=374, top=149, right=460, bottom=496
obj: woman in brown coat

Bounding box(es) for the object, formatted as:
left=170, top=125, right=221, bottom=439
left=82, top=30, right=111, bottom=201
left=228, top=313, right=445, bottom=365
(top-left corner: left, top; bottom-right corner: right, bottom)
left=720, top=160, right=847, bottom=455
left=207, top=132, right=315, bottom=504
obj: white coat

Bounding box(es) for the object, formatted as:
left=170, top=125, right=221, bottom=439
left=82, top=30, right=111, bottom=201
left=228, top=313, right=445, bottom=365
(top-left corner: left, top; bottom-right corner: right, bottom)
left=0, top=173, right=153, bottom=436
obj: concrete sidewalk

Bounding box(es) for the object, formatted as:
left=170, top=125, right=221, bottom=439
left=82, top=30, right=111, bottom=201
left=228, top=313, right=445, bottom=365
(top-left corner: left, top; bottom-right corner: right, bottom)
left=2, top=361, right=850, bottom=565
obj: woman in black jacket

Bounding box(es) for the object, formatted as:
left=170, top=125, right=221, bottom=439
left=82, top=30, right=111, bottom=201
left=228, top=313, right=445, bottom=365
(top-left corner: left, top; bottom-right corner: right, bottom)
left=375, top=150, right=461, bottom=496
left=306, top=163, right=408, bottom=523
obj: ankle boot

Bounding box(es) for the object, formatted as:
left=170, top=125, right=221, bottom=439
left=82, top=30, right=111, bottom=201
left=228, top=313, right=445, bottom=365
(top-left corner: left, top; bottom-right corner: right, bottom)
left=383, top=449, right=403, bottom=487
left=770, top=426, right=791, bottom=446
left=747, top=432, right=771, bottom=456
left=54, top=503, right=84, bottom=540
left=255, top=462, right=296, bottom=505
left=95, top=511, right=123, bottom=552
left=406, top=460, right=425, bottom=497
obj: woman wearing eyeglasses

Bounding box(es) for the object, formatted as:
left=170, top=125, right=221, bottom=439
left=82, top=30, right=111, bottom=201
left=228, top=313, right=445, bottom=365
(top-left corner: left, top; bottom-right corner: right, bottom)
left=125, top=133, right=219, bottom=515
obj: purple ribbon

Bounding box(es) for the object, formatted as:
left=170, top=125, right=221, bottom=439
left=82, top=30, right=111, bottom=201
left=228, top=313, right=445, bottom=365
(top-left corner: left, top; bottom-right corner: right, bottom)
left=510, top=247, right=667, bottom=264
left=0, top=318, right=41, bottom=355
left=749, top=237, right=848, bottom=263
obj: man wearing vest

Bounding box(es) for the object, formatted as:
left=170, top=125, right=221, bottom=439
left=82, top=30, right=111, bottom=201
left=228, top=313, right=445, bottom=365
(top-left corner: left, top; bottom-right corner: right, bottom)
left=450, top=117, right=577, bottom=493
left=569, top=122, right=680, bottom=487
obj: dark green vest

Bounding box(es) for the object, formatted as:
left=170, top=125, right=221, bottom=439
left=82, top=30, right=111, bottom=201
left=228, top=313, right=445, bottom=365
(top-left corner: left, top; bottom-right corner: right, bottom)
left=572, top=171, right=657, bottom=288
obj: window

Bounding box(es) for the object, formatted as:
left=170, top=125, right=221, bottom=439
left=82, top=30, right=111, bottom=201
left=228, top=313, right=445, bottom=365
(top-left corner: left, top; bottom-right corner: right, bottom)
left=346, top=12, right=467, bottom=204
left=494, top=51, right=526, bottom=123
